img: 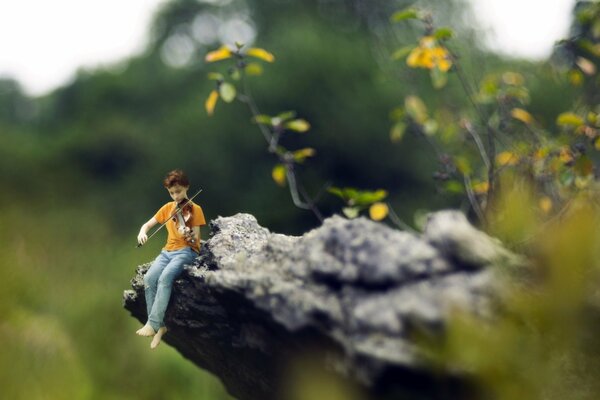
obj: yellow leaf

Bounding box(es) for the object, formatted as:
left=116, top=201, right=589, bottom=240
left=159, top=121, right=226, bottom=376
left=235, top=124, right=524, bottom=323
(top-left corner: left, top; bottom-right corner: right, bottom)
left=369, top=202, right=389, bottom=221
left=205, top=45, right=233, bottom=62
left=285, top=119, right=311, bottom=132
left=272, top=164, right=287, bottom=187
left=557, top=112, right=584, bottom=128
left=245, top=62, right=263, bottom=75
left=496, top=151, right=519, bottom=166
left=595, top=138, right=600, bottom=151
left=511, top=108, right=533, bottom=125
left=472, top=181, right=489, bottom=195
left=205, top=90, right=219, bottom=116
left=246, top=47, right=275, bottom=63
left=293, top=148, right=316, bottom=162
left=539, top=196, right=553, bottom=214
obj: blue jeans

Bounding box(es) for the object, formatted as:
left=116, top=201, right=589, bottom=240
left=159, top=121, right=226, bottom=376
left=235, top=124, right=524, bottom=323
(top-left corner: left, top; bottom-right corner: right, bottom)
left=143, top=247, right=197, bottom=331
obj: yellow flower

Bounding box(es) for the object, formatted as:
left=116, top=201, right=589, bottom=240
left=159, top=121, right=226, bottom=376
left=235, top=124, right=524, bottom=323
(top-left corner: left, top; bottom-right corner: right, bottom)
left=369, top=202, right=389, bottom=221
left=406, top=36, right=452, bottom=72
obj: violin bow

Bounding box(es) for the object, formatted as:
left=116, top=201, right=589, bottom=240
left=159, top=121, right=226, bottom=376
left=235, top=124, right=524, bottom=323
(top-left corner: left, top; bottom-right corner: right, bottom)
left=136, top=188, right=203, bottom=248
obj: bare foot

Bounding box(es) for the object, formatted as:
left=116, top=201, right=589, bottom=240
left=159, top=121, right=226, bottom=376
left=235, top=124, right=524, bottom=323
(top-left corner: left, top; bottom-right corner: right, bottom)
left=136, top=323, right=156, bottom=337
left=150, top=327, right=168, bottom=349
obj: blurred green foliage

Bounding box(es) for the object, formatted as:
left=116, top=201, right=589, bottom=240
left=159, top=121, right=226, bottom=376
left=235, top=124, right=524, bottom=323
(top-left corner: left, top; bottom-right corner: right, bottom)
left=1, top=0, right=596, bottom=399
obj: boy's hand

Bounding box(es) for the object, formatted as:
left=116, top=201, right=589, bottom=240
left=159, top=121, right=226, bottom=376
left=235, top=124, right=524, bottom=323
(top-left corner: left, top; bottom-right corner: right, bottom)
left=137, top=231, right=148, bottom=245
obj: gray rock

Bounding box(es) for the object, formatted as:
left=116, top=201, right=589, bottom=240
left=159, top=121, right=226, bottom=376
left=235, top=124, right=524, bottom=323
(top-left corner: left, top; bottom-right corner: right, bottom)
left=124, top=211, right=514, bottom=400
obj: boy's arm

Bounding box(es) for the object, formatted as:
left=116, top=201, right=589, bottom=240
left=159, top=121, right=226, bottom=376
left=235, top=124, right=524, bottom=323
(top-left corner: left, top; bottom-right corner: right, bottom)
left=191, top=226, right=200, bottom=243
left=137, top=217, right=158, bottom=245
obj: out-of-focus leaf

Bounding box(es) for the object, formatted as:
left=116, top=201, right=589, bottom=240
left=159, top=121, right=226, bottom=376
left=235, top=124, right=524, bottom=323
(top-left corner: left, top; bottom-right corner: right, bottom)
left=511, top=108, right=534, bottom=125
left=568, top=69, right=584, bottom=86
left=389, top=107, right=405, bottom=121
left=391, top=8, right=419, bottom=22
left=246, top=47, right=275, bottom=62
left=277, top=111, right=297, bottom=122
left=293, top=148, right=316, bottom=162
left=342, top=207, right=360, bottom=219
left=272, top=164, right=287, bottom=186
left=230, top=69, right=241, bottom=81
left=496, top=151, right=519, bottom=167
left=245, top=62, right=263, bottom=75
left=445, top=180, right=464, bottom=194
left=430, top=67, right=448, bottom=89
left=423, top=119, right=438, bottom=136
left=576, top=57, right=597, bottom=76
left=502, top=72, right=525, bottom=86
left=455, top=156, right=472, bottom=175
left=354, top=189, right=388, bottom=206
left=574, top=156, right=594, bottom=177
left=328, top=187, right=346, bottom=200
left=557, top=112, right=584, bottom=128
left=539, top=196, right=553, bottom=214
left=205, top=46, right=233, bottom=62
left=207, top=72, right=224, bottom=81
left=405, top=95, right=428, bottom=124
left=391, top=46, right=414, bottom=60
left=252, top=114, right=273, bottom=125
left=472, top=181, right=489, bottom=195
left=219, top=82, right=237, bottom=103
left=369, top=202, right=389, bottom=221
left=285, top=119, right=311, bottom=132
left=434, top=27, right=454, bottom=41
left=205, top=90, right=219, bottom=116
left=390, top=122, right=407, bottom=143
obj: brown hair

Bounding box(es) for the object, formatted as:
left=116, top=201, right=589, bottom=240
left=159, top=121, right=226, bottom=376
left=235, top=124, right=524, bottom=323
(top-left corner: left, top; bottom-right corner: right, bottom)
left=163, top=169, right=190, bottom=188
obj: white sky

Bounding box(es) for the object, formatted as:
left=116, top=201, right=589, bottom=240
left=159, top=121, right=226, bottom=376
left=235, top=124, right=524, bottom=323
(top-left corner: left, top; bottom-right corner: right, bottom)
left=0, top=0, right=577, bottom=97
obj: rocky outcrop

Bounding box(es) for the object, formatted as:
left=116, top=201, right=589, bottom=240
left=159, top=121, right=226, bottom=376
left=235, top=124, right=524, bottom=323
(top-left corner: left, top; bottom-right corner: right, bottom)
left=123, top=211, right=520, bottom=400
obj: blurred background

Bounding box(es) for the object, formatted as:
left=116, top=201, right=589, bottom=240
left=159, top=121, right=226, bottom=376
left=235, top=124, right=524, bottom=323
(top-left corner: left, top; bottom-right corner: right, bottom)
left=0, top=0, right=588, bottom=398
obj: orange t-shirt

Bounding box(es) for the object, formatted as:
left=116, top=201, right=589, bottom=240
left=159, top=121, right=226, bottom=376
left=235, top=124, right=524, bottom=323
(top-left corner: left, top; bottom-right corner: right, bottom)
left=154, top=201, right=206, bottom=253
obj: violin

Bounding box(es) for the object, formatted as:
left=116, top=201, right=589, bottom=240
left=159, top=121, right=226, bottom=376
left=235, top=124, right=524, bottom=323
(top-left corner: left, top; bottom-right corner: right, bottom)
left=173, top=198, right=196, bottom=245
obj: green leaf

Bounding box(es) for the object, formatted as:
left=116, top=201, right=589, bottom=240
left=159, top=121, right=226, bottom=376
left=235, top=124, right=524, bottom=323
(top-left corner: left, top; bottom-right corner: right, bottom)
left=390, top=122, right=407, bottom=143
left=391, top=8, right=419, bottom=22
left=327, top=187, right=346, bottom=200
left=230, top=69, right=241, bottom=81
left=245, top=62, right=263, bottom=75
left=430, top=67, right=448, bottom=89
left=207, top=72, right=224, bottom=81
left=276, top=111, right=297, bottom=122
left=434, top=27, right=454, bottom=41
left=404, top=95, right=428, bottom=124
left=252, top=114, right=273, bottom=125
left=423, top=119, right=438, bottom=136
left=354, top=189, right=388, bottom=206
left=454, top=156, right=472, bottom=175
left=391, top=46, right=414, bottom=61
left=342, top=207, right=360, bottom=219
left=445, top=181, right=464, bottom=194
left=389, top=107, right=405, bottom=121
left=219, top=82, right=237, bottom=103
left=285, top=119, right=311, bottom=132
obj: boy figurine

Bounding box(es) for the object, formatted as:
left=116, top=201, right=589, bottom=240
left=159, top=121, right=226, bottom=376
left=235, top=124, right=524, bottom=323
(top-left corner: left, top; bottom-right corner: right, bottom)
left=136, top=169, right=206, bottom=349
